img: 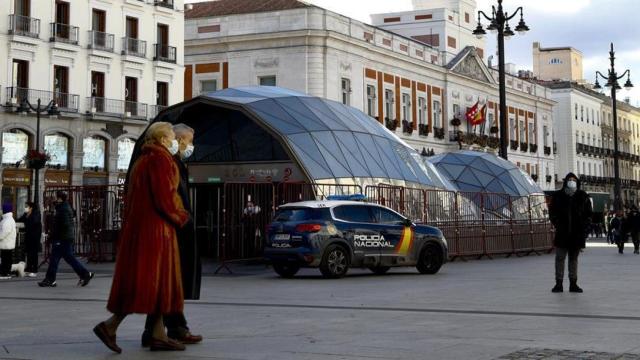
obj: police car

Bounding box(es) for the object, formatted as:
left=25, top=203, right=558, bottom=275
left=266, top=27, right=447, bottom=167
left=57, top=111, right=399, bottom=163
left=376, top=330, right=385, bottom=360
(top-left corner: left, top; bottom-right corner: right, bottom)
left=264, top=196, right=448, bottom=278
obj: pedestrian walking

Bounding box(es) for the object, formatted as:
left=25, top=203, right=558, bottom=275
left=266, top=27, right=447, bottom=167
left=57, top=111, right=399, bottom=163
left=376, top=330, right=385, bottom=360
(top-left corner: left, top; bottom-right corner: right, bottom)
left=627, top=206, right=640, bottom=254
left=94, top=122, right=191, bottom=353
left=17, top=201, right=42, bottom=277
left=610, top=210, right=625, bottom=254
left=0, top=203, right=17, bottom=279
left=549, top=173, right=592, bottom=293
left=141, top=123, right=203, bottom=347
left=37, top=192, right=94, bottom=287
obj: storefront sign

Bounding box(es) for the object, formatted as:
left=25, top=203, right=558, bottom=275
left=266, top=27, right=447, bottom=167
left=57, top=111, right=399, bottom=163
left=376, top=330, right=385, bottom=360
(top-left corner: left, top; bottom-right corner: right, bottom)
left=83, top=174, right=108, bottom=186
left=2, top=169, right=31, bottom=186
left=44, top=171, right=71, bottom=186
left=188, top=162, right=305, bottom=184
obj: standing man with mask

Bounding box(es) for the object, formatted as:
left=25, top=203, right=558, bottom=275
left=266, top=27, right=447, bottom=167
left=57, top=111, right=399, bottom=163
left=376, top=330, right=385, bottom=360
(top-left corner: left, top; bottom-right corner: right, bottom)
left=549, top=173, right=592, bottom=293
left=142, top=123, right=202, bottom=346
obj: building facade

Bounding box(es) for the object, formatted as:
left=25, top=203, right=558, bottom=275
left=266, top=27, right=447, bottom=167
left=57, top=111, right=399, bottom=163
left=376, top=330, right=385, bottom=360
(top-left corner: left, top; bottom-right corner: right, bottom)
left=532, top=42, right=584, bottom=83
left=184, top=0, right=556, bottom=191
left=0, top=0, right=185, bottom=214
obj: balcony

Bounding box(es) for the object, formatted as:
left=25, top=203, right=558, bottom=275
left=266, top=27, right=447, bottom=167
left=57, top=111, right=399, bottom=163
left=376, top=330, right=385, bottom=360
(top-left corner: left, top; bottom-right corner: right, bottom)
left=122, top=37, right=146, bottom=58
left=6, top=87, right=79, bottom=113
left=544, top=146, right=551, bottom=156
left=510, top=140, right=518, bottom=151
left=150, top=105, right=168, bottom=119
left=529, top=143, right=538, bottom=153
left=8, top=14, right=40, bottom=38
left=519, top=142, right=528, bottom=152
left=50, top=23, right=79, bottom=45
left=154, top=0, right=174, bottom=9
left=433, top=127, right=445, bottom=140
left=153, top=44, right=177, bottom=63
left=88, top=31, right=114, bottom=52
left=87, top=97, right=147, bottom=120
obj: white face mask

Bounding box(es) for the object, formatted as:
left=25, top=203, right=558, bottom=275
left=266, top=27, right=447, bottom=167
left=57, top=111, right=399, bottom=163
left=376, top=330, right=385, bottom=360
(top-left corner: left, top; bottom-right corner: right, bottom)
left=183, top=144, right=194, bottom=159
left=567, top=180, right=577, bottom=190
left=168, top=139, right=179, bottom=155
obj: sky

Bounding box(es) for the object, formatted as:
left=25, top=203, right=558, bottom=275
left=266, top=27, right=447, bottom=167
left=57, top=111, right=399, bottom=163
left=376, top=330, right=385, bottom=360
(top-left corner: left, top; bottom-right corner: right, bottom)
left=185, top=0, right=640, bottom=105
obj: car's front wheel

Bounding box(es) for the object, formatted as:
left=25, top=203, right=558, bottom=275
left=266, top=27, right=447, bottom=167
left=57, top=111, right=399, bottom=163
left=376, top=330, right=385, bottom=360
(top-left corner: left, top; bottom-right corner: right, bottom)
left=273, top=262, right=300, bottom=278
left=416, top=243, right=444, bottom=274
left=320, top=244, right=350, bottom=279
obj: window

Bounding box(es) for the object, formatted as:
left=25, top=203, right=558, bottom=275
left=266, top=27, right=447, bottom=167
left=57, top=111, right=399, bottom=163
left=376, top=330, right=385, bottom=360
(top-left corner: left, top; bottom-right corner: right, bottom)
left=528, top=123, right=535, bottom=144
left=366, top=85, right=376, bottom=117
left=418, top=97, right=426, bottom=125
left=333, top=205, right=373, bottom=223
left=341, top=78, right=351, bottom=106
left=371, top=207, right=405, bottom=224
left=510, top=118, right=516, bottom=140
left=12, top=59, right=29, bottom=89
left=156, top=81, right=168, bottom=106
left=385, top=89, right=394, bottom=119
left=574, top=103, right=578, bottom=120
left=543, top=125, right=548, bottom=147
left=519, top=120, right=525, bottom=142
left=200, top=80, right=217, bottom=94
left=274, top=207, right=331, bottom=222
left=83, top=137, right=106, bottom=171
left=44, top=134, right=68, bottom=169
left=591, top=109, right=595, bottom=124
left=580, top=105, right=584, bottom=121
left=581, top=132, right=585, bottom=144
left=1, top=130, right=29, bottom=165
left=259, top=76, right=276, bottom=86
left=586, top=108, right=589, bottom=122
left=401, top=93, right=411, bottom=121
left=125, top=16, right=138, bottom=39
left=433, top=100, right=441, bottom=127
left=117, top=138, right=135, bottom=171
left=125, top=76, right=138, bottom=115
left=92, top=9, right=106, bottom=32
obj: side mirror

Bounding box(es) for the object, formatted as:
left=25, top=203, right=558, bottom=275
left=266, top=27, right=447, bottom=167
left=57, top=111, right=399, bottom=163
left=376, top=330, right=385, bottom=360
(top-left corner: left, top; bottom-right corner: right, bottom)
left=403, top=218, right=413, bottom=227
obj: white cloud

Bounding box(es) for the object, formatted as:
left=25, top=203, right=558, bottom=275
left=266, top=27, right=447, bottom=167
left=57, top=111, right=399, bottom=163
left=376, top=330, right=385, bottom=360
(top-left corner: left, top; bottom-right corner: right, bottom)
left=476, top=0, right=592, bottom=15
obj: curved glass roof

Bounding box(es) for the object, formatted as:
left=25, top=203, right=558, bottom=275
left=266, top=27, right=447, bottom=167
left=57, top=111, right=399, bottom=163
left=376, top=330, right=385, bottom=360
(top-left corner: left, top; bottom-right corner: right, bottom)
left=427, top=150, right=543, bottom=197
left=203, top=86, right=440, bottom=188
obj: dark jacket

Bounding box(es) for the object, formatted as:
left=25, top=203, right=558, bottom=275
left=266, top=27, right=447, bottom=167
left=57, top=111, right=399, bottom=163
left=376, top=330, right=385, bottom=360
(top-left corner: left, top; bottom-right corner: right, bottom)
left=549, top=173, right=592, bottom=249
left=627, top=210, right=640, bottom=234
left=18, top=211, right=42, bottom=253
left=52, top=201, right=75, bottom=243
left=174, top=155, right=201, bottom=300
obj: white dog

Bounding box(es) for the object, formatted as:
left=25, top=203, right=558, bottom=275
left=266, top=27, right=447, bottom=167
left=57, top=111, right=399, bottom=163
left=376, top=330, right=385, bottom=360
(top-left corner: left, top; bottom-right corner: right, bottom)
left=10, top=261, right=25, bottom=277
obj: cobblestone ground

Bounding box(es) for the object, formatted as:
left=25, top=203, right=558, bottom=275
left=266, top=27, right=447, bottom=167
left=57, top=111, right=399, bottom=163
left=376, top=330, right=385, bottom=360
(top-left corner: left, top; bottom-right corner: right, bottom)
left=498, top=348, right=640, bottom=359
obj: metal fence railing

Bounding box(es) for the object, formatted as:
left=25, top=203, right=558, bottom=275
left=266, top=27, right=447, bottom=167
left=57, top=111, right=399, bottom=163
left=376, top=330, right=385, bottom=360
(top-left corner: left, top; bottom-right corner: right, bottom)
left=88, top=30, right=114, bottom=52
left=50, top=22, right=79, bottom=44
left=122, top=37, right=146, bottom=58
left=6, top=87, right=79, bottom=112
left=9, top=14, right=40, bottom=38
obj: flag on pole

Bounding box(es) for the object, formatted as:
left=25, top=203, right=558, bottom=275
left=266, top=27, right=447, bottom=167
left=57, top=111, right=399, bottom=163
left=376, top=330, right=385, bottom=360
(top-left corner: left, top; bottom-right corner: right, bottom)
left=466, top=101, right=487, bottom=127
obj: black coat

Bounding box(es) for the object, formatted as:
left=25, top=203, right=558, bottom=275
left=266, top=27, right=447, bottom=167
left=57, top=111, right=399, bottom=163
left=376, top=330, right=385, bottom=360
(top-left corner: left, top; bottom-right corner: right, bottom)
left=52, top=202, right=75, bottom=243
left=627, top=211, right=640, bottom=234
left=174, top=155, right=201, bottom=300
left=549, top=173, right=592, bottom=250
left=18, top=211, right=42, bottom=253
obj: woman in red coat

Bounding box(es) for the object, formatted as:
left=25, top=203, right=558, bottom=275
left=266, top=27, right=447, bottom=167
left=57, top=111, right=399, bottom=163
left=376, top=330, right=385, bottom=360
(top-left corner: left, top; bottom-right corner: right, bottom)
left=93, top=122, right=190, bottom=353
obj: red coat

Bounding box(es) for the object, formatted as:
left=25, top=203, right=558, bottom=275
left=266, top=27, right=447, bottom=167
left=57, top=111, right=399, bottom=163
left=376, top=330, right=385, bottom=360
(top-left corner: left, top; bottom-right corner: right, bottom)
left=107, top=143, right=190, bottom=315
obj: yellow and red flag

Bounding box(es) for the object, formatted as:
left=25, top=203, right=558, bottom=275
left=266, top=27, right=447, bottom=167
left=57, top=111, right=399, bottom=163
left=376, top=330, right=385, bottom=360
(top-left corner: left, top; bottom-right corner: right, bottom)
left=466, top=101, right=487, bottom=126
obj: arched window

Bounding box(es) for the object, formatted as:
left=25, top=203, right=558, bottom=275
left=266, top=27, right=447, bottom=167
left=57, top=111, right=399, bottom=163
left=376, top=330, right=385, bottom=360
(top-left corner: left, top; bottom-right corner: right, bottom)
left=44, top=133, right=69, bottom=169
left=117, top=138, right=136, bottom=171
left=1, top=129, right=29, bottom=166
left=83, top=136, right=107, bottom=171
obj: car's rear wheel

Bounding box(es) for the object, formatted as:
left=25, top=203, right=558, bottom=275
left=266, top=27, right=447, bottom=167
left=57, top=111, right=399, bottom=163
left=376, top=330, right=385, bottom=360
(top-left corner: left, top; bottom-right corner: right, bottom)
left=416, top=243, right=444, bottom=274
left=368, top=266, right=391, bottom=275
left=273, top=262, right=300, bottom=278
left=320, top=244, right=349, bottom=279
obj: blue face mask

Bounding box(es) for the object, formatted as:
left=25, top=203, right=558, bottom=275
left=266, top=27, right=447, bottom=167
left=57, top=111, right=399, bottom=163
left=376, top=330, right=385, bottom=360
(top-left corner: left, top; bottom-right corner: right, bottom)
left=168, top=139, right=179, bottom=155
left=183, top=145, right=194, bottom=159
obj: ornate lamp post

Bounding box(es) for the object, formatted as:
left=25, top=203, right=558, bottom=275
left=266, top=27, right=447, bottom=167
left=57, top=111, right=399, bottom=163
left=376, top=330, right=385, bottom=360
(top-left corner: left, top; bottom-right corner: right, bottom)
left=472, top=0, right=529, bottom=160
left=17, top=99, right=60, bottom=207
left=593, top=43, right=634, bottom=211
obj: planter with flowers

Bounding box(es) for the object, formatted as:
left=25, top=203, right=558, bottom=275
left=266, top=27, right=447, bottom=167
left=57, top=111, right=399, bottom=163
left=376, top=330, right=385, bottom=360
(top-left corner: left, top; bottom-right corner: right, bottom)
left=24, top=150, right=50, bottom=170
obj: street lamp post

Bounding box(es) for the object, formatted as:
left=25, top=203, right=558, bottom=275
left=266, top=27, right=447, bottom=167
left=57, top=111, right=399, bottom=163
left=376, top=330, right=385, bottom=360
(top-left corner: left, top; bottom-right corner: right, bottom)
left=593, top=43, right=634, bottom=211
left=472, top=0, right=529, bottom=160
left=17, top=98, right=60, bottom=207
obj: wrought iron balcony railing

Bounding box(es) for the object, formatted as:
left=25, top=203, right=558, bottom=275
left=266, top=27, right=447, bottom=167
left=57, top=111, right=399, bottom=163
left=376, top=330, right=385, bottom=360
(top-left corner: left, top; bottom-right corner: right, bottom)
left=87, top=97, right=148, bottom=119
left=8, top=14, right=40, bottom=38
left=149, top=104, right=168, bottom=119
left=50, top=22, right=79, bottom=44
left=154, top=0, right=174, bottom=9
left=122, top=37, right=146, bottom=58
left=6, top=87, right=79, bottom=112
left=88, top=30, right=114, bottom=52
left=153, top=44, right=176, bottom=63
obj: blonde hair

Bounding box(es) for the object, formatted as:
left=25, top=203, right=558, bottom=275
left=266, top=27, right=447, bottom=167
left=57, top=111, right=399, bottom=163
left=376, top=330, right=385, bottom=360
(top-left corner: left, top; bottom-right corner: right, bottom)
left=145, top=122, right=174, bottom=145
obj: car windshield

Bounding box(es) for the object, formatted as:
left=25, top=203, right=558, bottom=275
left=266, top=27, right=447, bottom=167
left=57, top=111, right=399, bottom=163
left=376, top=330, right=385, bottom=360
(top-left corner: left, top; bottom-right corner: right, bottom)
left=274, top=207, right=330, bottom=222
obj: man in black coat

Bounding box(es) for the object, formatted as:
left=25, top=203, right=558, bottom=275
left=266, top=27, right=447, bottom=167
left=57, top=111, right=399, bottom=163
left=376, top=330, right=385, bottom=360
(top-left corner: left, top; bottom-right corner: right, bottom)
left=627, top=206, right=640, bottom=254
left=141, top=124, right=203, bottom=346
left=38, top=191, right=94, bottom=287
left=18, top=201, right=42, bottom=277
left=549, top=173, right=592, bottom=293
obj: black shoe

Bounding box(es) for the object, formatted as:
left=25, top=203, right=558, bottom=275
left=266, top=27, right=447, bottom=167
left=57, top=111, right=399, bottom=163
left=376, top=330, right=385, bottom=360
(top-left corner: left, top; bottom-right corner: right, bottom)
left=551, top=282, right=563, bottom=293
left=569, top=282, right=583, bottom=293
left=141, top=330, right=151, bottom=348
left=38, top=279, right=57, bottom=287
left=78, top=272, right=94, bottom=287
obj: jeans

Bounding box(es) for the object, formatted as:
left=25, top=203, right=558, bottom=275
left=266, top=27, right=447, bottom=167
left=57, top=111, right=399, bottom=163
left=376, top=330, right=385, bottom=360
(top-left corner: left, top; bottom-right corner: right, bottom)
left=45, top=242, right=89, bottom=281
left=0, top=249, right=13, bottom=276
left=555, top=247, right=579, bottom=282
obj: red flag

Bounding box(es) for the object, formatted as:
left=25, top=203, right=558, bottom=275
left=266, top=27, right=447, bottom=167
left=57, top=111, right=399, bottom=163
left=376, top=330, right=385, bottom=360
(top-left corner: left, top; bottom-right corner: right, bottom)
left=465, top=101, right=479, bottom=123
left=466, top=102, right=487, bottom=126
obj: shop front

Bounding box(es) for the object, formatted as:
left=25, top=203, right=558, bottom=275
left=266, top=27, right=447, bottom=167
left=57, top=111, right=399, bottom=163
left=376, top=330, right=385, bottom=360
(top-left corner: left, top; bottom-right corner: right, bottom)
left=82, top=136, right=108, bottom=186
left=1, top=169, right=31, bottom=217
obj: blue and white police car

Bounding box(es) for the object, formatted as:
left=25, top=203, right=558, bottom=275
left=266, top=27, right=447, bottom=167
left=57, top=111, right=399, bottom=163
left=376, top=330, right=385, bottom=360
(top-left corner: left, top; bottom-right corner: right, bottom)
left=264, top=195, right=448, bottom=278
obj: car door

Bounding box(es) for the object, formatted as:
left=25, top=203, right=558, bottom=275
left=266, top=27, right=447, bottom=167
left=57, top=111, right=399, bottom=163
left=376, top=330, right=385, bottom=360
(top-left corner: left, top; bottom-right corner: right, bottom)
left=370, top=206, right=414, bottom=266
left=332, top=205, right=380, bottom=267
